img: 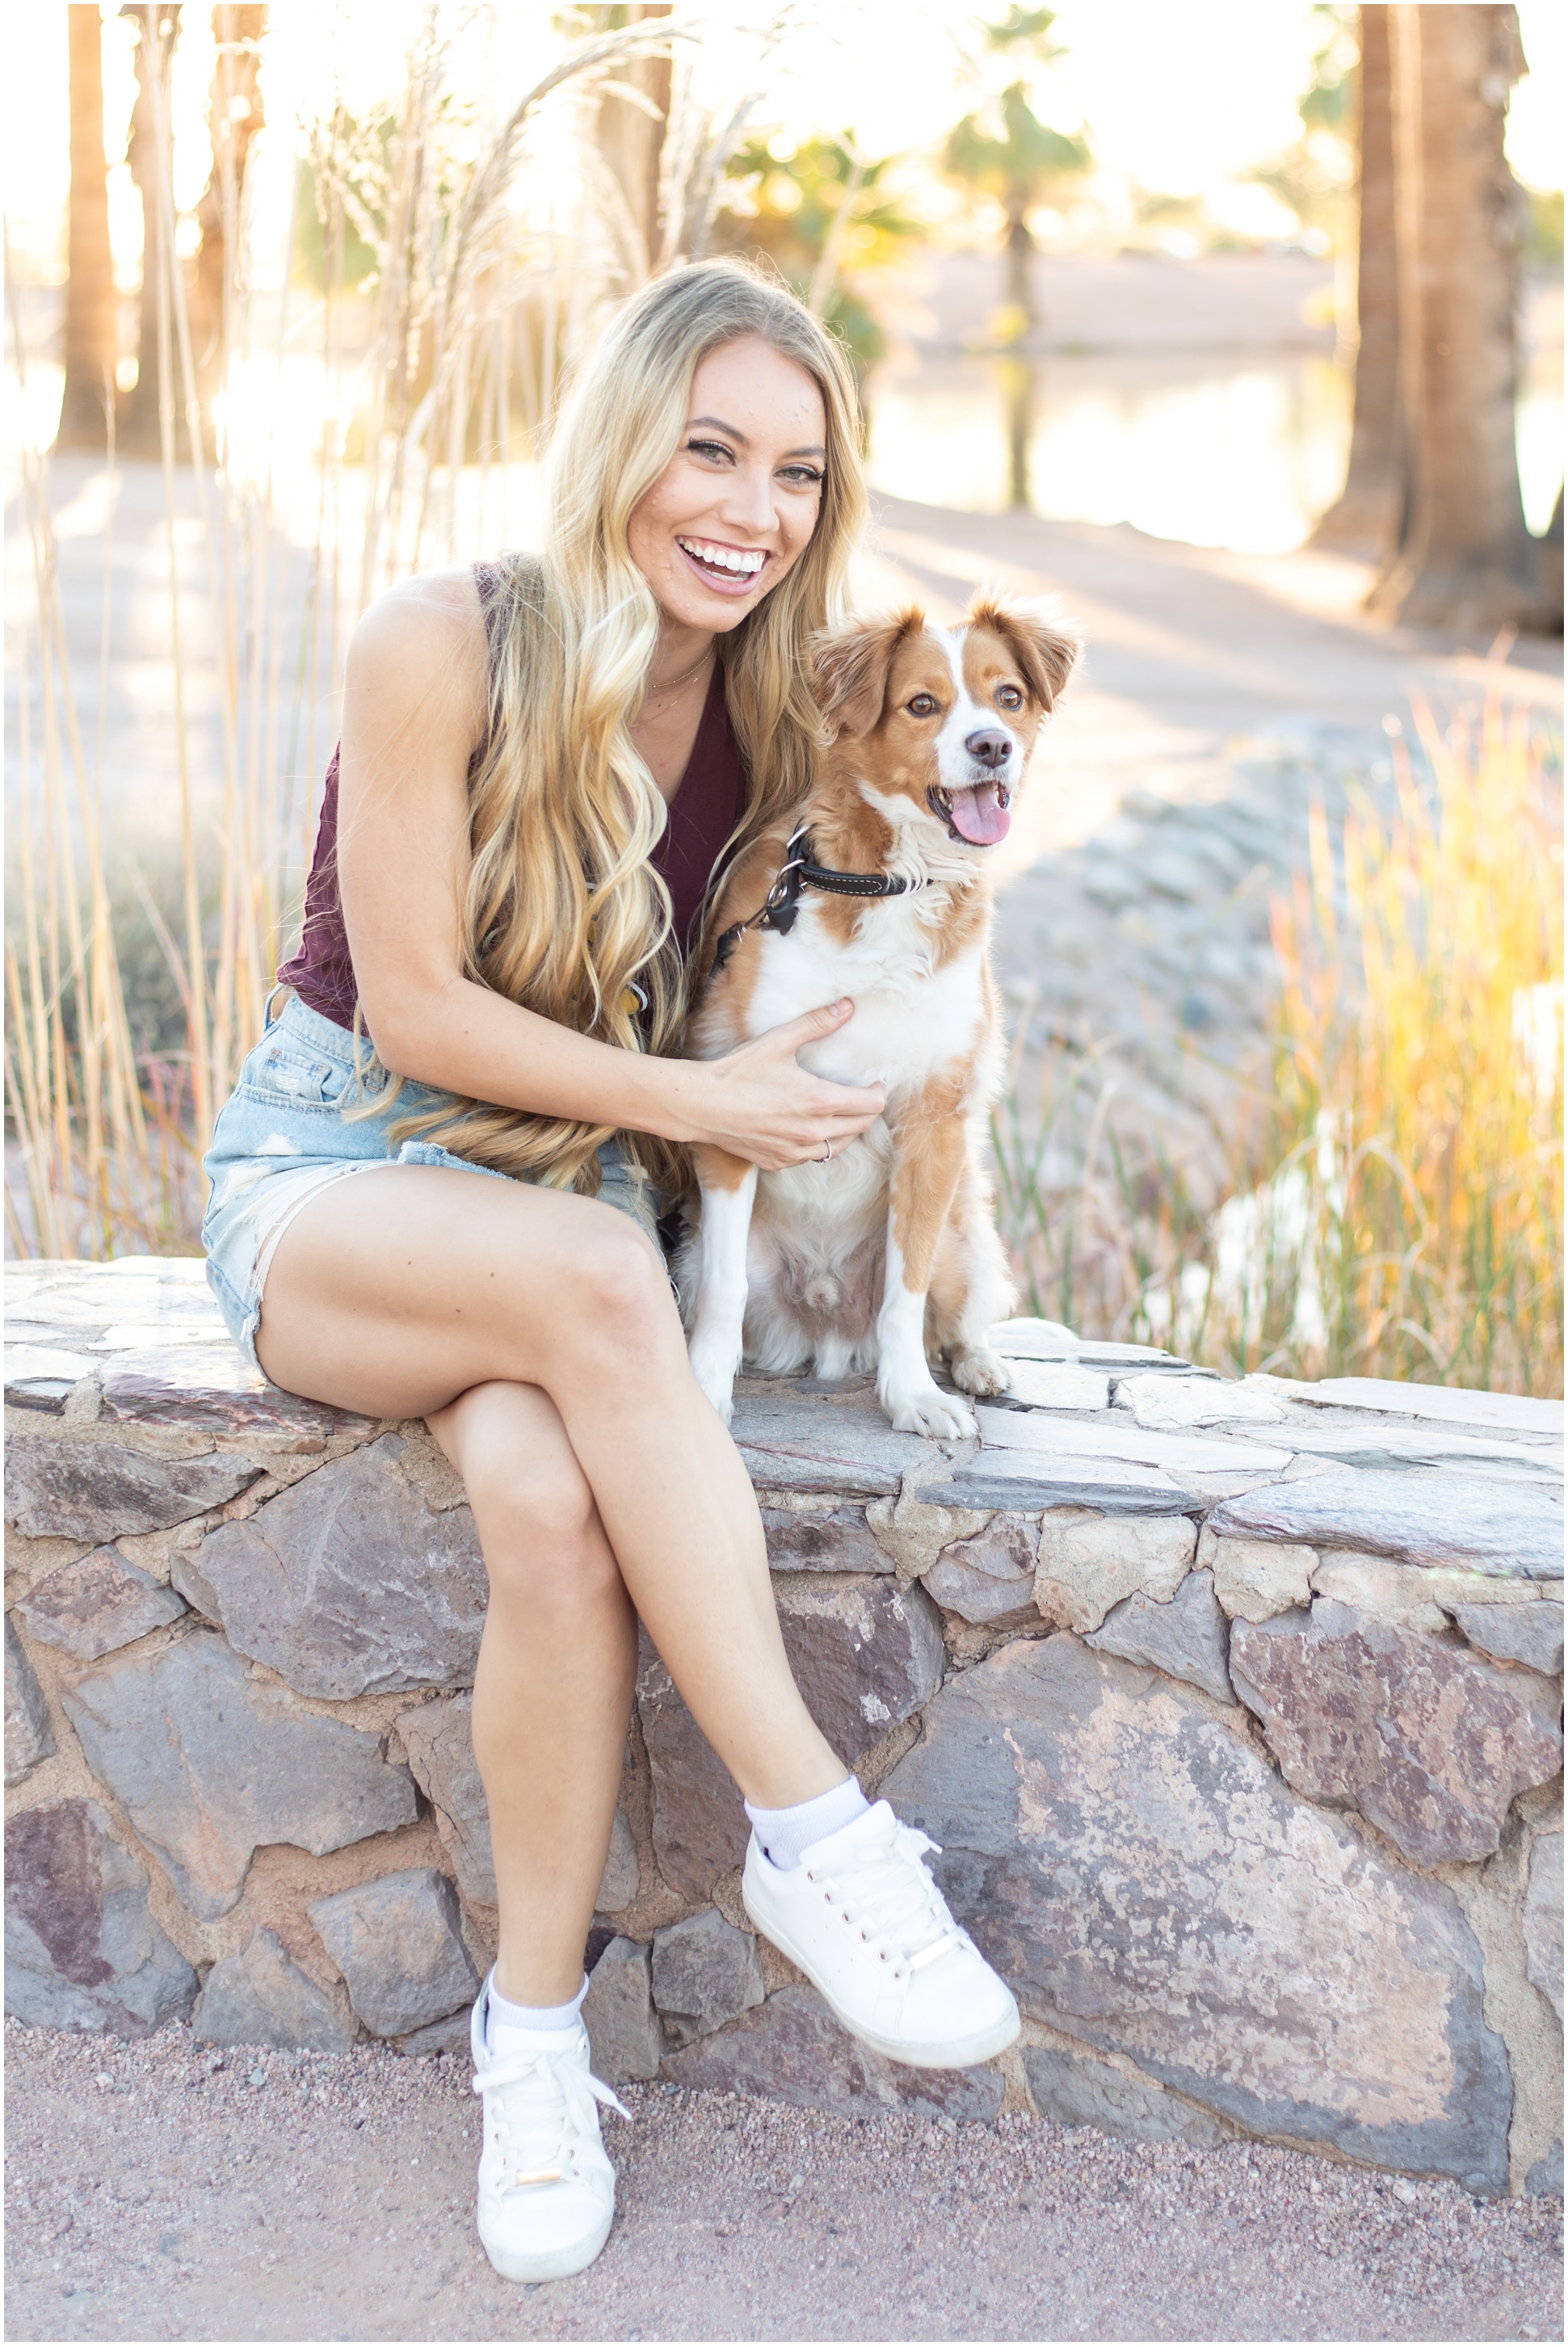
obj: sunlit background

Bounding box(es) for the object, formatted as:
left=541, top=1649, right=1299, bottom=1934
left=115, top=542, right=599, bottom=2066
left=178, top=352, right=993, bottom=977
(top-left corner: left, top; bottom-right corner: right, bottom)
left=4, top=4, right=1563, bottom=1396
left=6, top=1, right=1562, bottom=548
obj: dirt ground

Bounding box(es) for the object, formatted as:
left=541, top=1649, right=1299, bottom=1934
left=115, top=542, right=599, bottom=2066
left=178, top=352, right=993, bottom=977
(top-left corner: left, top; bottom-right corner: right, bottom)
left=4, top=2021, right=1562, bottom=2345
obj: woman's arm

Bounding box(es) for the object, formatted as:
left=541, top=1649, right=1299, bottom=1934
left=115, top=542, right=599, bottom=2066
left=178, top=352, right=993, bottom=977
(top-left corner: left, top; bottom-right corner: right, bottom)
left=335, top=575, right=883, bottom=1172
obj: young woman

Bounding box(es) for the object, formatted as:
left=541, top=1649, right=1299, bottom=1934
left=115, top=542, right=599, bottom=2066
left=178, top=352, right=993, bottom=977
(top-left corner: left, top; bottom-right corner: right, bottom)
left=202, top=260, right=1018, bottom=2285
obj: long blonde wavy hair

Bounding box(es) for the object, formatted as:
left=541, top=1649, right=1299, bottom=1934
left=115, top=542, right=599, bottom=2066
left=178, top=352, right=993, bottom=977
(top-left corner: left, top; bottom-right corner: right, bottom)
left=381, top=259, right=866, bottom=1196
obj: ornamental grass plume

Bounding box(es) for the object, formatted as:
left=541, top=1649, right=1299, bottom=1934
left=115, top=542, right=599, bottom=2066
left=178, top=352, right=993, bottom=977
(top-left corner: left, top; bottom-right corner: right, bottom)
left=1258, top=693, right=1563, bottom=1396
left=990, top=693, right=1562, bottom=1398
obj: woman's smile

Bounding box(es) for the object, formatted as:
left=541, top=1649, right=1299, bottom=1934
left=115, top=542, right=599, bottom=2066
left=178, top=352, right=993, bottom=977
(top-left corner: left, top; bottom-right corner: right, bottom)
left=674, top=534, right=771, bottom=595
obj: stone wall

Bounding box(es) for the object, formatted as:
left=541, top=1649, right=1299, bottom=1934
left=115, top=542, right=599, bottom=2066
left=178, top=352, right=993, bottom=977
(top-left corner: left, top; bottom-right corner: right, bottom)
left=5, top=1258, right=1562, bottom=2197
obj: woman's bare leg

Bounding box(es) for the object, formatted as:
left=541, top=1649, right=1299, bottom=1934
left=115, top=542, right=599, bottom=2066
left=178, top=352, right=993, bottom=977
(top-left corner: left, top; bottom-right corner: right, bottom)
left=426, top=1380, right=637, bottom=2006
left=259, top=1166, right=846, bottom=1812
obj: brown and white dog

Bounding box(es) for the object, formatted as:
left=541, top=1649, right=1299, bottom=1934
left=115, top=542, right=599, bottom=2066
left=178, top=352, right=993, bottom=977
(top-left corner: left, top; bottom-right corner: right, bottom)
left=675, top=593, right=1078, bottom=1436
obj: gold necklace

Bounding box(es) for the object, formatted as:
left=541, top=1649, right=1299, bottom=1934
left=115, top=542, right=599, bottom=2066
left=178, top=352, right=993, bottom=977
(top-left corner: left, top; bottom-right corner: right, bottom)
left=644, top=641, right=715, bottom=707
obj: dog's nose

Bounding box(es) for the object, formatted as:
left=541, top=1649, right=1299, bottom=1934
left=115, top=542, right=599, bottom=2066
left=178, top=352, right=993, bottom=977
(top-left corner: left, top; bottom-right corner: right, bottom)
left=965, top=728, right=1013, bottom=769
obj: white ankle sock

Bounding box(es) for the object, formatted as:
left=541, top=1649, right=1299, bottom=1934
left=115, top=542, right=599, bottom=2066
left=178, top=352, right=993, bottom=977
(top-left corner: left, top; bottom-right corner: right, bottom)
left=484, top=1971, right=588, bottom=2054
left=745, top=1776, right=869, bottom=1870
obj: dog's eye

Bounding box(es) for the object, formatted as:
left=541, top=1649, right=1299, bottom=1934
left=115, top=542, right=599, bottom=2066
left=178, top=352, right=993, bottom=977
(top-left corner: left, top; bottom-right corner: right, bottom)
left=907, top=694, right=939, bottom=717
left=997, top=685, right=1023, bottom=710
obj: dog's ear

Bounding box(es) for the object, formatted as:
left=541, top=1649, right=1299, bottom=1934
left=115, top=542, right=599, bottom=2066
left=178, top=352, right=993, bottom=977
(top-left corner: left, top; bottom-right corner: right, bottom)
left=811, top=609, right=925, bottom=740
left=970, top=595, right=1081, bottom=713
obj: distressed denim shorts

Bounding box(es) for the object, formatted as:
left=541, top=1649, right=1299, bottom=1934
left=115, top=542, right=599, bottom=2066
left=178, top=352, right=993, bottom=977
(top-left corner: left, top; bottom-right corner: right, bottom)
left=201, top=991, right=660, bottom=1377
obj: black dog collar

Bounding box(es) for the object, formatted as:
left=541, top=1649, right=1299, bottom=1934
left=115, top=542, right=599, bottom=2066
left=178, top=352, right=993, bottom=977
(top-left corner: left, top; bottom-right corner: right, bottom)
left=713, top=826, right=924, bottom=970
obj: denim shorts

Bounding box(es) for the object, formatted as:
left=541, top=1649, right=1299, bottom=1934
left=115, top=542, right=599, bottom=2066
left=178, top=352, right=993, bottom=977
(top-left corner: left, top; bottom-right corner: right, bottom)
left=201, top=992, right=660, bottom=1376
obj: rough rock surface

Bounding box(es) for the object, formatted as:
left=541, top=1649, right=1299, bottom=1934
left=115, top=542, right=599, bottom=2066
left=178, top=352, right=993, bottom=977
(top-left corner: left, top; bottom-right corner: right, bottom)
left=1114, top=1374, right=1286, bottom=1431
left=940, top=1453, right=1188, bottom=1515
left=1277, top=1374, right=1562, bottom=1438
left=883, top=1635, right=1512, bottom=2192
left=1524, top=1834, right=1562, bottom=2024
left=597, top=1810, right=641, bottom=1916
left=662, top=1983, right=1005, bottom=2121
left=1034, top=1514, right=1196, bottom=1633
left=1085, top=1570, right=1233, bottom=1704
left=174, top=1435, right=489, bottom=1699
left=636, top=1640, right=747, bottom=1903
left=4, top=1799, right=197, bottom=2033
left=583, top=1936, right=662, bottom=2084
left=192, top=1927, right=359, bottom=2053
left=1199, top=1531, right=1315, bottom=1622
left=1307, top=1553, right=1450, bottom=1630
left=1208, top=1472, right=1564, bottom=1579
left=5, top=1436, right=263, bottom=1543
left=61, top=1633, right=418, bottom=1919
left=4, top=1342, right=98, bottom=1412
left=922, top=1516, right=1040, bottom=1626
left=6, top=1250, right=1563, bottom=2188
left=393, top=1695, right=497, bottom=1907
left=1229, top=1602, right=1562, bottom=1865
left=1272, top=1421, right=1564, bottom=1478
left=1526, top=2142, right=1564, bottom=2198
left=651, top=1909, right=765, bottom=2046
left=97, top=1345, right=351, bottom=1439
left=776, top=1576, right=945, bottom=1761
left=6, top=1614, right=56, bottom=1784
left=308, top=1869, right=478, bottom=2039
left=760, top=1506, right=893, bottom=1574
left=1001, top=1362, right=1111, bottom=1411
left=729, top=1389, right=935, bottom=1497
left=637, top=1582, right=944, bottom=1902
left=395, top=1691, right=639, bottom=1916
left=1452, top=1604, right=1565, bottom=1677
left=15, top=1545, right=187, bottom=1662
left=1021, top=2044, right=1228, bottom=2146
left=393, top=2010, right=473, bottom=2058
left=976, top=1408, right=1292, bottom=1481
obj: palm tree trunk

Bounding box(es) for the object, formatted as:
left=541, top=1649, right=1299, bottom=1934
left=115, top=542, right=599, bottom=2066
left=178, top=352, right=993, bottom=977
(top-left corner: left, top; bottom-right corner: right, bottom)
left=1004, top=200, right=1035, bottom=334
left=1003, top=197, right=1036, bottom=508
left=592, top=3, right=672, bottom=280
left=1311, top=6, right=1403, bottom=555
left=120, top=3, right=182, bottom=459
left=59, top=5, right=118, bottom=449
left=1541, top=486, right=1563, bottom=634
left=189, top=6, right=267, bottom=433
left=1371, top=4, right=1540, bottom=629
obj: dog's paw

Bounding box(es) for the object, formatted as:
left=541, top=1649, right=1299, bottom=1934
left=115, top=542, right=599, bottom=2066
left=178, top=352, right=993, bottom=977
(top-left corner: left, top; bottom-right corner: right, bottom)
left=950, top=1345, right=1013, bottom=1398
left=880, top=1381, right=977, bottom=1440
left=687, top=1345, right=738, bottom=1426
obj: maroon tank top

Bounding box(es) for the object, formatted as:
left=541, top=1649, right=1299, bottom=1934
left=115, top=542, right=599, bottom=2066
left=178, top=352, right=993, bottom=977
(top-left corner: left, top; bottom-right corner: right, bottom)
left=277, top=562, right=749, bottom=1032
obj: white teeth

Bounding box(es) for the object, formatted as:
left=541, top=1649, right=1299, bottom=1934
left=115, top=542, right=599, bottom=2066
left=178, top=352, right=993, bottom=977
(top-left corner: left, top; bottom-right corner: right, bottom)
left=679, top=537, right=765, bottom=575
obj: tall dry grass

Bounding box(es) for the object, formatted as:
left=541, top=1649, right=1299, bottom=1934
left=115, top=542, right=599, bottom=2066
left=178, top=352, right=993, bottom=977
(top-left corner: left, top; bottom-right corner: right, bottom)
left=994, top=700, right=1564, bottom=1397
left=1251, top=696, right=1563, bottom=1393
left=6, top=7, right=784, bottom=1260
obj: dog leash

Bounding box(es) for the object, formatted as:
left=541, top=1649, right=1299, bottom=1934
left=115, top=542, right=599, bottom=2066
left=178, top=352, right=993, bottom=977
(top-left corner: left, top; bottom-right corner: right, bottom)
left=712, top=824, right=927, bottom=972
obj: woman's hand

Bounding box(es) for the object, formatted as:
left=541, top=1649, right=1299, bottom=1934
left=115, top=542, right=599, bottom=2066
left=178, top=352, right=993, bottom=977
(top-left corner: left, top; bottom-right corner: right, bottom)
left=668, top=999, right=886, bottom=1171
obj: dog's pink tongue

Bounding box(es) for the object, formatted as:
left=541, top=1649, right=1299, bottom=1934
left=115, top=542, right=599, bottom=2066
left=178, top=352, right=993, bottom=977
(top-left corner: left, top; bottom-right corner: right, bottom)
left=949, top=781, right=1011, bottom=845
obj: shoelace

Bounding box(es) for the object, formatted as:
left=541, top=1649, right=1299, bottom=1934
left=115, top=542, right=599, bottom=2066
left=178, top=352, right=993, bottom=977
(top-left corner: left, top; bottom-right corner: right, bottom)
left=472, top=2045, right=630, bottom=2192
left=804, top=1821, right=965, bottom=1981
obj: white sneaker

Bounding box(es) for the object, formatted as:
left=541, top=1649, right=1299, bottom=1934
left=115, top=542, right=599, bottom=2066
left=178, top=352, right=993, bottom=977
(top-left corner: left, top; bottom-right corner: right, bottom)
left=469, top=1981, right=629, bottom=2284
left=742, top=1798, right=1019, bottom=2070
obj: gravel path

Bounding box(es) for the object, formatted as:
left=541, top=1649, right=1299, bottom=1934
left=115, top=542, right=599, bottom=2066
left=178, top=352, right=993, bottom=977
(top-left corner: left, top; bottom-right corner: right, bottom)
left=6, top=2021, right=1561, bottom=2343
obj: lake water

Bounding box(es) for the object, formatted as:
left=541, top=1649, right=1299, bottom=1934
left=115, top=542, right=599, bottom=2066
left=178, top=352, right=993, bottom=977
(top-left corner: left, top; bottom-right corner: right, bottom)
left=864, top=348, right=1564, bottom=552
